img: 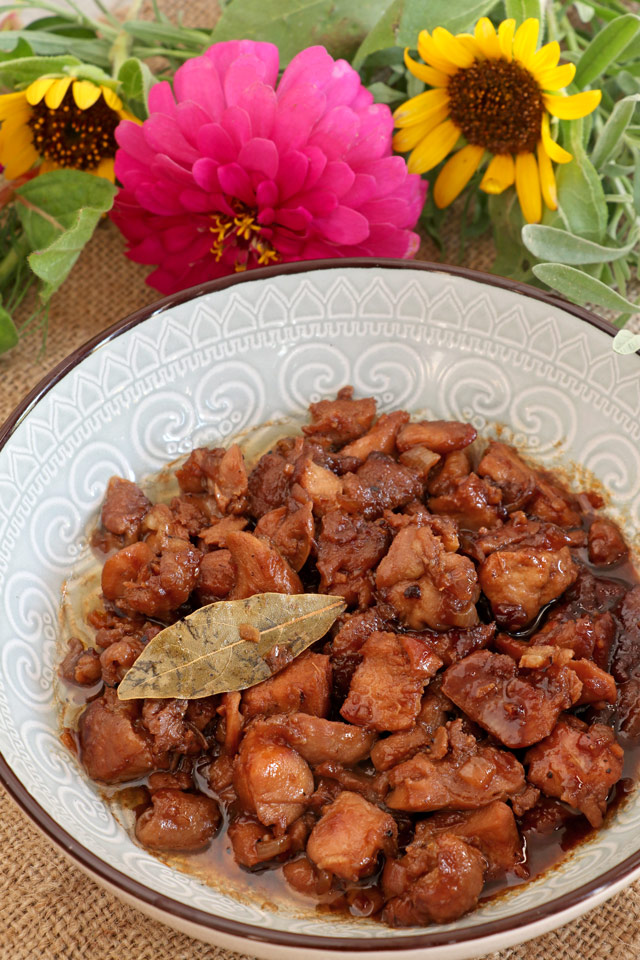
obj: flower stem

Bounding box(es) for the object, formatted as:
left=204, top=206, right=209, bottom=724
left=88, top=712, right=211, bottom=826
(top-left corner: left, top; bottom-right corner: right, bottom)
left=0, top=235, right=30, bottom=289
left=110, top=0, right=144, bottom=76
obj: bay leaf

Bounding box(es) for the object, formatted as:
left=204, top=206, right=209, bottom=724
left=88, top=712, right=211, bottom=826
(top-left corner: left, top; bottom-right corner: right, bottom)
left=117, top=592, right=346, bottom=701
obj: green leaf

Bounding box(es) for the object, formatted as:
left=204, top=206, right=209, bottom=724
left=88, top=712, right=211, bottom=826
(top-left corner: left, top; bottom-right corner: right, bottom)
left=489, top=191, right=537, bottom=283
left=0, top=304, right=18, bottom=354
left=16, top=170, right=117, bottom=303
left=533, top=263, right=638, bottom=319
left=522, top=224, right=638, bottom=264
left=117, top=57, right=156, bottom=118
left=398, top=0, right=500, bottom=45
left=556, top=141, right=607, bottom=243
left=0, top=38, right=33, bottom=62
left=366, top=80, right=403, bottom=104
left=0, top=30, right=110, bottom=66
left=504, top=0, right=542, bottom=25
left=353, top=0, right=403, bottom=68
left=0, top=53, right=80, bottom=86
left=612, top=329, right=640, bottom=354
left=574, top=2, right=595, bottom=22
left=574, top=14, right=640, bottom=89
left=122, top=20, right=210, bottom=49
left=211, top=0, right=392, bottom=64
left=591, top=95, right=640, bottom=170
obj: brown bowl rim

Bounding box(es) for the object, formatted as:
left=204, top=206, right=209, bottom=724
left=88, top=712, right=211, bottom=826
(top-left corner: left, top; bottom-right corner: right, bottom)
left=0, top=257, right=638, bottom=952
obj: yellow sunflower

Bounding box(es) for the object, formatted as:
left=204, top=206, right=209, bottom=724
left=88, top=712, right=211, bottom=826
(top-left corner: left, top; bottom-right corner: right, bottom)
left=0, top=76, right=136, bottom=183
left=393, top=17, right=602, bottom=223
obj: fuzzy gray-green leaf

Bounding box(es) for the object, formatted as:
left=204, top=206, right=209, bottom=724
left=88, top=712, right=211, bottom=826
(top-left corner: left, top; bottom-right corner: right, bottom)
left=522, top=224, right=638, bottom=265
left=533, top=262, right=639, bottom=319
left=118, top=592, right=346, bottom=700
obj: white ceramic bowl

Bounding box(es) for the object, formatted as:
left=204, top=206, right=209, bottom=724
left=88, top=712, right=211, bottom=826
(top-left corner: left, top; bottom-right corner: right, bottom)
left=1, top=260, right=639, bottom=960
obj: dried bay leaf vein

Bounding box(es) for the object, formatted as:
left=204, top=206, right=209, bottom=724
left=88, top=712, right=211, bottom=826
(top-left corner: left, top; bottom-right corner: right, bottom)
left=118, top=592, right=346, bottom=700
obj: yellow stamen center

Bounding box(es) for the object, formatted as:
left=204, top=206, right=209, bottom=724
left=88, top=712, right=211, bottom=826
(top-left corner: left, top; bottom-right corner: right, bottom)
left=27, top=86, right=119, bottom=170
left=447, top=59, right=544, bottom=155
left=209, top=205, right=280, bottom=272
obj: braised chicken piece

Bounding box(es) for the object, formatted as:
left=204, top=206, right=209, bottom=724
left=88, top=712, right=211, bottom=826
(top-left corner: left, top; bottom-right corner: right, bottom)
left=376, top=524, right=480, bottom=631
left=526, top=716, right=624, bottom=827
left=225, top=531, right=302, bottom=599
left=302, top=386, right=376, bottom=445
left=341, top=410, right=409, bottom=459
left=341, top=453, right=423, bottom=519
left=588, top=518, right=627, bottom=566
left=242, top=652, right=332, bottom=719
left=135, top=789, right=220, bottom=851
left=341, top=631, right=441, bottom=731
left=316, top=511, right=390, bottom=606
left=59, top=638, right=102, bottom=685
left=306, top=791, right=397, bottom=881
left=100, top=476, right=151, bottom=544
left=442, top=650, right=582, bottom=748
left=382, top=832, right=486, bottom=926
left=73, top=386, right=640, bottom=930
left=386, top=719, right=525, bottom=811
left=396, top=420, right=477, bottom=455
left=79, top=687, right=167, bottom=783
left=479, top=544, right=578, bottom=629
left=429, top=473, right=504, bottom=531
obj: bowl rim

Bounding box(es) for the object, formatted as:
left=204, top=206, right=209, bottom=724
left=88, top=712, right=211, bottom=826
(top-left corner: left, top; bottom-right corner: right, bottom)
left=1, top=256, right=638, bottom=952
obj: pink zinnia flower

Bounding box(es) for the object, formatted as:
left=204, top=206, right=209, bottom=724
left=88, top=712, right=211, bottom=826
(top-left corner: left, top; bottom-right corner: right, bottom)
left=111, top=41, right=426, bottom=294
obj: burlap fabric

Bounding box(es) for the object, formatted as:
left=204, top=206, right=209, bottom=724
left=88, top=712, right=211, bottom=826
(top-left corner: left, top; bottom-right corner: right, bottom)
left=2, top=2, right=640, bottom=956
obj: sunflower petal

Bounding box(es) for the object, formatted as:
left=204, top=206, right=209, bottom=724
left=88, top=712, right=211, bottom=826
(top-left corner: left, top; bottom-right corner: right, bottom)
left=537, top=142, right=557, bottom=210
left=540, top=112, right=572, bottom=164
left=39, top=158, right=59, bottom=174
left=543, top=90, right=602, bottom=119
left=498, top=19, right=516, bottom=62
left=417, top=30, right=458, bottom=75
left=91, top=156, right=115, bottom=182
left=101, top=86, right=123, bottom=112
left=480, top=153, right=515, bottom=194
left=408, top=118, right=460, bottom=175
left=530, top=41, right=561, bottom=73
left=26, top=77, right=56, bottom=106
left=393, top=88, right=450, bottom=127
left=434, top=143, right=484, bottom=208
left=404, top=48, right=449, bottom=87
left=457, top=33, right=483, bottom=60
left=432, top=27, right=476, bottom=69
left=536, top=63, right=576, bottom=91
left=2, top=132, right=38, bottom=179
left=0, top=91, right=29, bottom=121
left=475, top=18, right=501, bottom=59
left=44, top=77, right=72, bottom=109
left=393, top=105, right=450, bottom=151
left=72, top=79, right=101, bottom=109
left=515, top=151, right=541, bottom=223
left=513, top=18, right=540, bottom=69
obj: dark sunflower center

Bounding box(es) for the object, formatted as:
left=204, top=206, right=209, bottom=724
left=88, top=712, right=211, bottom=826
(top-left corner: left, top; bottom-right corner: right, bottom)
left=447, top=59, right=544, bottom=155
left=27, top=86, right=119, bottom=170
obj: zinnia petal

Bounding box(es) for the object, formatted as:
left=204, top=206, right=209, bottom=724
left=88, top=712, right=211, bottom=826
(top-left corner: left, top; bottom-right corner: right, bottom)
left=475, top=18, right=501, bottom=59
left=535, top=63, right=576, bottom=91
left=393, top=88, right=449, bottom=127
left=433, top=143, right=484, bottom=208
left=432, top=27, right=476, bottom=69
left=72, top=80, right=101, bottom=109
left=543, top=90, right=602, bottom=119
left=515, top=151, right=541, bottom=223
left=540, top=112, right=572, bottom=163
left=480, top=153, right=515, bottom=194
left=408, top=118, right=460, bottom=175
left=537, top=141, right=557, bottom=210
left=513, top=18, right=539, bottom=69
left=417, top=30, right=458, bottom=75
left=498, top=19, right=516, bottom=61
left=403, top=48, right=449, bottom=87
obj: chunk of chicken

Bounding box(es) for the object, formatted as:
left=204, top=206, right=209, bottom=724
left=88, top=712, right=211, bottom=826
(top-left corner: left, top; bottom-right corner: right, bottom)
left=59, top=638, right=102, bottom=686
left=100, top=476, right=150, bottom=543
left=376, top=524, right=480, bottom=631
left=102, top=538, right=202, bottom=617
left=341, top=453, right=423, bottom=519
left=396, top=420, right=477, bottom=455
left=141, top=698, right=203, bottom=754
left=306, top=791, right=396, bottom=881
left=478, top=545, right=577, bottom=630
left=370, top=684, right=453, bottom=771
left=135, top=789, right=220, bottom=851
left=302, top=386, right=376, bottom=446
left=242, top=652, right=332, bottom=719
left=341, top=631, right=442, bottom=732
left=442, top=650, right=582, bottom=748
left=176, top=444, right=248, bottom=515
left=254, top=501, right=314, bottom=571
left=317, top=511, right=390, bottom=604
left=341, top=410, right=409, bottom=459
left=469, top=511, right=573, bottom=563
left=226, top=531, right=302, bottom=599
left=526, top=716, right=623, bottom=827
left=429, top=473, right=504, bottom=531
left=382, top=833, right=486, bottom=926
left=280, top=713, right=376, bottom=766
left=295, top=459, right=343, bottom=516
left=79, top=688, right=166, bottom=783
left=588, top=517, right=627, bottom=566
left=195, top=549, right=235, bottom=604
left=477, top=442, right=536, bottom=509
left=247, top=451, right=293, bottom=519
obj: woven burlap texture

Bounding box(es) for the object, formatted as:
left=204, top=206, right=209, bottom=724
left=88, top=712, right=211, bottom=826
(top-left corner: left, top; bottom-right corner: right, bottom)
left=2, top=1, right=640, bottom=957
